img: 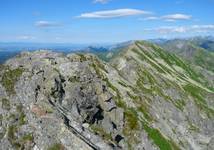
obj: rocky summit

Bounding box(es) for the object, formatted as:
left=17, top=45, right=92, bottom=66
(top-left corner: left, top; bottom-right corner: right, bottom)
left=0, top=41, right=214, bottom=150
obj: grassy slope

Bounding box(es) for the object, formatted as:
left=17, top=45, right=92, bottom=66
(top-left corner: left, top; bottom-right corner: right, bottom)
left=96, top=40, right=214, bottom=149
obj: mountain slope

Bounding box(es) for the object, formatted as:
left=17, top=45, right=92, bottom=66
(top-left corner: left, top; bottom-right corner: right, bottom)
left=108, top=41, right=214, bottom=149
left=0, top=41, right=213, bottom=150
left=156, top=38, right=214, bottom=87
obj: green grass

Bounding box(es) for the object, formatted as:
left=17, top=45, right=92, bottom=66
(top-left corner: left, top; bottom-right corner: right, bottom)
left=1, top=98, right=10, bottom=110
left=48, top=143, right=64, bottom=150
left=124, top=108, right=139, bottom=134
left=1, top=67, right=24, bottom=95
left=183, top=84, right=206, bottom=105
left=142, top=122, right=180, bottom=150
left=137, top=105, right=153, bottom=122
left=174, top=99, right=186, bottom=111
left=91, top=63, right=105, bottom=79
left=118, top=81, right=128, bottom=87
left=18, top=112, right=26, bottom=125
left=132, top=48, right=166, bottom=74
left=21, top=134, right=33, bottom=141
left=7, top=125, right=17, bottom=144
left=16, top=105, right=27, bottom=125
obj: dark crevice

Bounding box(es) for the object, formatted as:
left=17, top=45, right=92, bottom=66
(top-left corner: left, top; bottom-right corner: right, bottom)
left=105, top=97, right=112, bottom=102
left=91, top=105, right=104, bottom=124
left=36, top=70, right=44, bottom=75
left=64, top=115, right=70, bottom=127
left=108, top=107, right=117, bottom=112
left=86, top=105, right=93, bottom=110
left=112, top=122, right=117, bottom=130
left=50, top=76, right=65, bottom=105
left=115, top=135, right=124, bottom=143
left=35, top=85, right=41, bottom=102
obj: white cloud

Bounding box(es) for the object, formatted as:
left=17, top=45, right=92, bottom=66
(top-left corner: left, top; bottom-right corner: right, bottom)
left=77, top=9, right=152, bottom=19
left=141, top=13, right=192, bottom=22
left=143, top=16, right=159, bottom=21
left=93, top=0, right=110, bottom=4
left=191, top=25, right=214, bottom=32
left=35, top=21, right=62, bottom=28
left=161, top=14, right=192, bottom=21
left=145, top=25, right=214, bottom=34
left=17, top=35, right=35, bottom=40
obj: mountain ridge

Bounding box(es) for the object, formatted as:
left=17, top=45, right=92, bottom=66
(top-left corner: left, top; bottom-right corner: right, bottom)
left=0, top=41, right=213, bottom=150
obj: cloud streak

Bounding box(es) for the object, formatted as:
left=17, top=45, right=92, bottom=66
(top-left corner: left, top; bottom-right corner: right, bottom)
left=93, top=0, right=110, bottom=4
left=77, top=9, right=152, bottom=19
left=145, top=25, right=214, bottom=34
left=143, top=13, right=192, bottom=22
left=161, top=14, right=192, bottom=21
left=35, top=21, right=62, bottom=28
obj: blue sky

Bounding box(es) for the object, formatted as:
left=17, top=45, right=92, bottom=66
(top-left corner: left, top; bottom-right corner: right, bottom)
left=0, top=0, right=214, bottom=43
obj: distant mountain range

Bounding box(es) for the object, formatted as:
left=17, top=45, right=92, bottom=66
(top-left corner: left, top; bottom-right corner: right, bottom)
left=0, top=36, right=214, bottom=64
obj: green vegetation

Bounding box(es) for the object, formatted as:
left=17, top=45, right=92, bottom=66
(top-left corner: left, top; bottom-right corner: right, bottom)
left=137, top=105, right=153, bottom=122
left=1, top=67, right=24, bottom=95
left=6, top=104, right=31, bottom=149
left=7, top=126, right=16, bottom=141
left=90, top=125, right=112, bottom=141
left=19, top=111, right=26, bottom=125
left=91, top=62, right=105, bottom=79
left=103, top=77, right=124, bottom=108
left=7, top=125, right=19, bottom=147
left=118, top=81, right=128, bottom=87
left=47, top=143, right=65, bottom=150
left=127, top=91, right=139, bottom=101
left=16, top=105, right=27, bottom=125
left=184, top=84, right=214, bottom=117
left=142, top=122, right=180, bottom=150
left=77, top=53, right=87, bottom=62
left=20, top=133, right=33, bottom=142
left=0, top=127, right=6, bottom=140
left=191, top=44, right=214, bottom=72
left=115, top=98, right=127, bottom=108
left=188, top=123, right=200, bottom=132
left=1, top=98, right=10, bottom=110
left=174, top=99, right=186, bottom=111
left=183, top=84, right=206, bottom=105
left=123, top=108, right=139, bottom=134
left=132, top=48, right=166, bottom=74
left=93, top=57, right=108, bottom=73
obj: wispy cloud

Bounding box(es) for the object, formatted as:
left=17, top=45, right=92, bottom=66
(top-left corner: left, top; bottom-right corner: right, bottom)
left=93, top=0, right=110, bottom=4
left=77, top=9, right=152, bottom=19
left=161, top=14, right=192, bottom=21
left=145, top=25, right=214, bottom=34
left=35, top=21, right=62, bottom=28
left=142, top=13, right=192, bottom=22
left=141, top=16, right=159, bottom=21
